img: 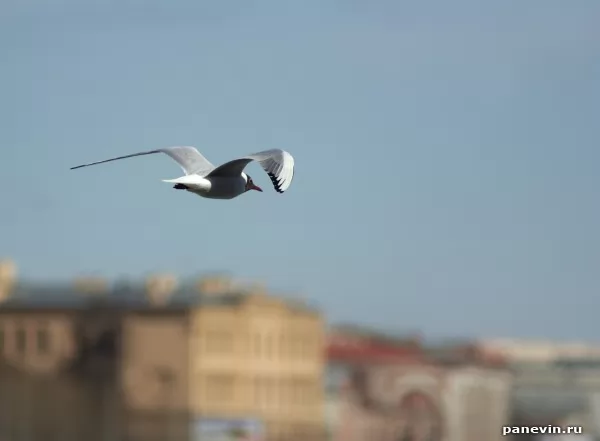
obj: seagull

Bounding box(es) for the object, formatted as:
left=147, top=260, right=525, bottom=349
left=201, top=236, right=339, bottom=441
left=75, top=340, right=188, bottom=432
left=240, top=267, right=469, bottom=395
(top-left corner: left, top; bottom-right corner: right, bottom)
left=70, top=146, right=295, bottom=200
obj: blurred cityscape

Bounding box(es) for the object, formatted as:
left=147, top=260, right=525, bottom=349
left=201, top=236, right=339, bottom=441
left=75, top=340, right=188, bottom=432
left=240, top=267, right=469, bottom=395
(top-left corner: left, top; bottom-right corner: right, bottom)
left=0, top=259, right=598, bottom=441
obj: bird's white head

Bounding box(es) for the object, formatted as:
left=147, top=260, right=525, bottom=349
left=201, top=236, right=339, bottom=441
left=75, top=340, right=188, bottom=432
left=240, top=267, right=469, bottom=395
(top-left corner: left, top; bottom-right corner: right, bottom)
left=243, top=173, right=263, bottom=193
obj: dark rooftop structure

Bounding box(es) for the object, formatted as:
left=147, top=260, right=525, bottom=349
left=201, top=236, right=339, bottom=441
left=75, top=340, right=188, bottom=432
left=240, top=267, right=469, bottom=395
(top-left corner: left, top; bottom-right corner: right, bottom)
left=0, top=278, right=316, bottom=313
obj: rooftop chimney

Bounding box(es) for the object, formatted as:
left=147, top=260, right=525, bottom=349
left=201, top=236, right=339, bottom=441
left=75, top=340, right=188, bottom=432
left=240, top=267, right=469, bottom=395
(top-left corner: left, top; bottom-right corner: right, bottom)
left=146, top=274, right=177, bottom=306
left=0, top=260, right=17, bottom=303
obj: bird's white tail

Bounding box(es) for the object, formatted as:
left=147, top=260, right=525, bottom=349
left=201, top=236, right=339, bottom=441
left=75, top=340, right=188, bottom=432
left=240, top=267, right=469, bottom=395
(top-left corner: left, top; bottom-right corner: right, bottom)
left=162, top=175, right=209, bottom=191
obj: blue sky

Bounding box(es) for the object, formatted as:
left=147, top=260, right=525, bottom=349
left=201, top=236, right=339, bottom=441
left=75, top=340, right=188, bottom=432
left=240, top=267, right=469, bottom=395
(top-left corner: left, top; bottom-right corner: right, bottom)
left=1, top=0, right=599, bottom=341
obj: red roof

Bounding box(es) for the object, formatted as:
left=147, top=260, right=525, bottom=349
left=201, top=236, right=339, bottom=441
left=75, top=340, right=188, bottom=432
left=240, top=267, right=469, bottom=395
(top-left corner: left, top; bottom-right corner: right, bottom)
left=327, top=339, right=424, bottom=364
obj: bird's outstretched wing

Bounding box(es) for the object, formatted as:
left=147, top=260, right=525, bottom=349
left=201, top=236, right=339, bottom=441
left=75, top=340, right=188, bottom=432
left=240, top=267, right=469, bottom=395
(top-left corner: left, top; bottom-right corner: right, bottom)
left=70, top=146, right=215, bottom=176
left=207, top=149, right=295, bottom=193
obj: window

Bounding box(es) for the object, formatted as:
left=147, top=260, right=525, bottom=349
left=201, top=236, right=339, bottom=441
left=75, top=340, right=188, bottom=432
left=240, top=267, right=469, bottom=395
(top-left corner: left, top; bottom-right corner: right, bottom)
left=206, top=374, right=235, bottom=403
left=254, top=377, right=264, bottom=407
left=291, top=380, right=302, bottom=405
left=292, top=336, right=302, bottom=359
left=242, top=334, right=250, bottom=355
left=303, top=381, right=312, bottom=405
left=254, top=334, right=262, bottom=356
left=265, top=334, right=272, bottom=359
left=291, top=380, right=315, bottom=406
left=15, top=327, right=26, bottom=353
left=255, top=377, right=275, bottom=409
left=278, top=380, right=286, bottom=410
left=0, top=326, right=4, bottom=353
left=279, top=334, right=286, bottom=359
left=205, top=330, right=233, bottom=354
left=267, top=378, right=276, bottom=406
left=305, top=337, right=317, bottom=358
left=301, top=339, right=310, bottom=358
left=37, top=327, right=49, bottom=353
left=286, top=380, right=294, bottom=410
left=264, top=379, right=271, bottom=408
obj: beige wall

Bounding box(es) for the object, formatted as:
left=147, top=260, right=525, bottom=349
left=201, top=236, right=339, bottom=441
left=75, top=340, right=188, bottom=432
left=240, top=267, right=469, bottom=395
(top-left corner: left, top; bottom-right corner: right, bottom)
left=189, top=294, right=325, bottom=440
left=0, top=308, right=119, bottom=441
left=0, top=311, right=78, bottom=375
left=0, top=285, right=327, bottom=441
left=120, top=311, right=191, bottom=412
left=443, top=366, right=512, bottom=441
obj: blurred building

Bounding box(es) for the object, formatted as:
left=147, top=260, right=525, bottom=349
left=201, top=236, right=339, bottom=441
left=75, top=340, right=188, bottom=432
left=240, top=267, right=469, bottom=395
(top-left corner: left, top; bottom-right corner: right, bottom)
left=0, top=261, right=325, bottom=441
left=428, top=342, right=512, bottom=441
left=325, top=324, right=427, bottom=441
left=479, top=339, right=600, bottom=439
left=324, top=326, right=512, bottom=441
left=478, top=339, right=600, bottom=363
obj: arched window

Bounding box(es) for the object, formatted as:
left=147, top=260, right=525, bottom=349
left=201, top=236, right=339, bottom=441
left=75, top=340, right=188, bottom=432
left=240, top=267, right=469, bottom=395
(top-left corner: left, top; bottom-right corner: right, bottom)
left=396, top=391, right=443, bottom=441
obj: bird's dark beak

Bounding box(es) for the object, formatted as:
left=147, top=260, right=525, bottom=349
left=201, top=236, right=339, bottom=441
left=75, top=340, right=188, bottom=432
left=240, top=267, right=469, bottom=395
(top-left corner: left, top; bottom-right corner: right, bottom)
left=248, top=182, right=263, bottom=192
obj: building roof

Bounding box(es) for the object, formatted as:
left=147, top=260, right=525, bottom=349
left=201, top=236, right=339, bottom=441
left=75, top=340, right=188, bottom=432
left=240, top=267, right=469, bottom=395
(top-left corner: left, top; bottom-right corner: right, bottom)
left=424, top=340, right=508, bottom=368
left=327, top=323, right=425, bottom=364
left=330, top=323, right=421, bottom=346
left=0, top=282, right=317, bottom=313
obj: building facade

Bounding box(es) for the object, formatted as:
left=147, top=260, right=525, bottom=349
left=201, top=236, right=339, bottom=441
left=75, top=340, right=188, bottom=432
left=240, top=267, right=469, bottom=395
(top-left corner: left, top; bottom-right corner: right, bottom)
left=0, top=261, right=325, bottom=441
left=324, top=327, right=513, bottom=441
left=479, top=338, right=600, bottom=439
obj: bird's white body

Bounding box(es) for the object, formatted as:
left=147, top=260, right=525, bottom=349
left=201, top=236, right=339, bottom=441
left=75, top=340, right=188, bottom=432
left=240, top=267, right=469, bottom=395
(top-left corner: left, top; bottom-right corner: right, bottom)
left=70, top=146, right=295, bottom=200
left=163, top=173, right=249, bottom=199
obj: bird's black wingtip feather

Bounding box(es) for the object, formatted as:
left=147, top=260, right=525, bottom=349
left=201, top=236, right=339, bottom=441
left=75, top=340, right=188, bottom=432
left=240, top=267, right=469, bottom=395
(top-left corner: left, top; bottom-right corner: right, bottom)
left=267, top=171, right=285, bottom=193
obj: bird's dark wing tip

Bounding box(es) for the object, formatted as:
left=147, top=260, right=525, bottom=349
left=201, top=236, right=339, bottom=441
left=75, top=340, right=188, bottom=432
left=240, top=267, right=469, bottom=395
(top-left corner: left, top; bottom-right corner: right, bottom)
left=267, top=172, right=285, bottom=193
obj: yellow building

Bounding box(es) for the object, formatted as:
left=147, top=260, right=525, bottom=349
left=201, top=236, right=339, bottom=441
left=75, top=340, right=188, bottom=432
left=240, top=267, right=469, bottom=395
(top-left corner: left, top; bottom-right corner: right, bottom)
left=0, top=262, right=326, bottom=441
left=124, top=276, right=326, bottom=441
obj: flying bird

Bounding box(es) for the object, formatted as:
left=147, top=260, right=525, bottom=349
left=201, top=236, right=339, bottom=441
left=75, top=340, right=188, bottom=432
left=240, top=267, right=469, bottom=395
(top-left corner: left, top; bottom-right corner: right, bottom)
left=70, top=147, right=295, bottom=200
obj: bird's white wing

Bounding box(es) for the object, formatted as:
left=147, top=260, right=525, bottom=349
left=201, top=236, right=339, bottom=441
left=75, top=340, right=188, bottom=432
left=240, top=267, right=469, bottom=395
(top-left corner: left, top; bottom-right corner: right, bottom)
left=207, top=149, right=295, bottom=193
left=70, top=146, right=215, bottom=176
